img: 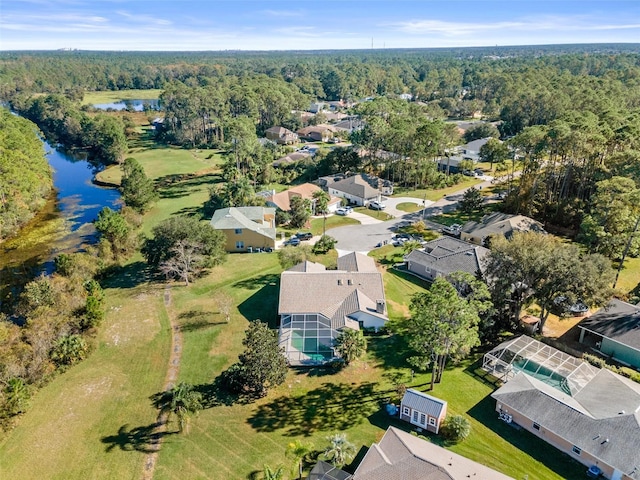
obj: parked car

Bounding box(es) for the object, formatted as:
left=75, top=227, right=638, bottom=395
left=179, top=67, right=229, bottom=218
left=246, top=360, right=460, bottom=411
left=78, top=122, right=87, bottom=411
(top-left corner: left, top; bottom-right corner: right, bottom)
left=474, top=168, right=484, bottom=176
left=441, top=224, right=462, bottom=237
left=284, top=237, right=301, bottom=246
left=295, top=232, right=313, bottom=241
left=335, top=207, right=348, bottom=216
left=369, top=200, right=386, bottom=210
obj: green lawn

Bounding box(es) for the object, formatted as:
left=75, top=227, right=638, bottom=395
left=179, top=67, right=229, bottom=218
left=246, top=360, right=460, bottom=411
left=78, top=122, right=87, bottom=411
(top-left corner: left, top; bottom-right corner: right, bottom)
left=395, top=202, right=422, bottom=213
left=394, top=178, right=483, bottom=201
left=82, top=89, right=163, bottom=104
left=310, top=215, right=360, bottom=235
left=354, top=206, right=394, bottom=221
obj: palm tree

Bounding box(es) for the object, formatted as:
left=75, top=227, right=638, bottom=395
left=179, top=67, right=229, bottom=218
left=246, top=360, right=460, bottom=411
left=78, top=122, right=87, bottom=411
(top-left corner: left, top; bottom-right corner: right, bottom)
left=3, top=377, right=30, bottom=415
left=334, top=329, right=367, bottom=365
left=262, top=464, right=285, bottom=480
left=156, top=382, right=203, bottom=433
left=286, top=439, right=312, bottom=479
left=312, top=190, right=330, bottom=236
left=324, top=433, right=356, bottom=467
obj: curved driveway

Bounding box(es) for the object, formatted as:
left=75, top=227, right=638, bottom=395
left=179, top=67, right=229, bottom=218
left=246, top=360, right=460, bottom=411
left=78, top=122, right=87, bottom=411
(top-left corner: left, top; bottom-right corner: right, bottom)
left=332, top=178, right=495, bottom=253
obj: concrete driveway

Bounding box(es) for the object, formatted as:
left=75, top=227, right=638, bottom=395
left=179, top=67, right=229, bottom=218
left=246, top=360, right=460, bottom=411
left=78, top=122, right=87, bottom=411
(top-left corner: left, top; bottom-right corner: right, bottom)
left=331, top=178, right=498, bottom=253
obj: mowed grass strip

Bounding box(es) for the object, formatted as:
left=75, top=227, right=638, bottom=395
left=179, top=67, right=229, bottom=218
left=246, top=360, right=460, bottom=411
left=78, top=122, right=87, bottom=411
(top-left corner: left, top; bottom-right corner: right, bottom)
left=82, top=89, right=163, bottom=104
left=0, top=282, right=171, bottom=480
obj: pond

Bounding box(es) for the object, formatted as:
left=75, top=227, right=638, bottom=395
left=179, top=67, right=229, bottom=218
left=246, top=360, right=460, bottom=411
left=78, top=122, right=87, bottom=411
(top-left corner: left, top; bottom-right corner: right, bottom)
left=0, top=140, right=121, bottom=312
left=92, top=99, right=160, bottom=111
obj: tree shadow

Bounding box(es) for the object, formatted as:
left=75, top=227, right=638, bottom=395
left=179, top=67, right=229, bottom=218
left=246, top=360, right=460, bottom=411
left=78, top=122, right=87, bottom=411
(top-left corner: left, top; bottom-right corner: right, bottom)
left=367, top=335, right=412, bottom=370
left=387, top=266, right=431, bottom=289
left=100, top=423, right=177, bottom=453
left=236, top=274, right=280, bottom=328
left=247, top=382, right=388, bottom=437
left=100, top=261, right=153, bottom=289
left=193, top=377, right=241, bottom=408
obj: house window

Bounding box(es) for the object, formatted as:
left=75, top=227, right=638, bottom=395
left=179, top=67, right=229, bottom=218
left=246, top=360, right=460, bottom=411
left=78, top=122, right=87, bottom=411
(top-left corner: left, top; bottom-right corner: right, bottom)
left=235, top=241, right=244, bottom=249
left=412, top=410, right=419, bottom=423
left=533, top=422, right=540, bottom=431
left=428, top=417, right=436, bottom=426
left=419, top=413, right=426, bottom=425
left=234, top=228, right=242, bottom=234
left=403, top=406, right=410, bottom=416
left=572, top=446, right=581, bottom=455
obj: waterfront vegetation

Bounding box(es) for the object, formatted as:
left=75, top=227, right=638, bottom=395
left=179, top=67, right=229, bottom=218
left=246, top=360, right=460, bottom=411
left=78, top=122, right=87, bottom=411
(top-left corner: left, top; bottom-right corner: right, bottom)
left=2, top=46, right=640, bottom=480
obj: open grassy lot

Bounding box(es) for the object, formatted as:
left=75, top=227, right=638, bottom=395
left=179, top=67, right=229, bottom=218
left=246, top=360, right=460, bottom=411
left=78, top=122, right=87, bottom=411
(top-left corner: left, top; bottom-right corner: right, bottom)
left=310, top=215, right=360, bottom=235
left=394, top=177, right=482, bottom=201
left=0, top=278, right=171, bottom=480
left=354, top=206, right=394, bottom=221
left=395, top=202, right=422, bottom=213
left=82, top=89, right=163, bottom=104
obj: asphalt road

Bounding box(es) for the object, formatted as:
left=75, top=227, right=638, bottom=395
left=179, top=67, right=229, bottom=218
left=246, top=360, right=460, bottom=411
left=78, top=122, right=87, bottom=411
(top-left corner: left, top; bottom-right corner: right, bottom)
left=332, top=177, right=496, bottom=254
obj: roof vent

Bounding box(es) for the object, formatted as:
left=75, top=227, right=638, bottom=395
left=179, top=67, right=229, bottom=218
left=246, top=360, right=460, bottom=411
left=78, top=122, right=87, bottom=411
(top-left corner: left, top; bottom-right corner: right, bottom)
left=619, top=410, right=625, bottom=415
left=601, top=438, right=610, bottom=445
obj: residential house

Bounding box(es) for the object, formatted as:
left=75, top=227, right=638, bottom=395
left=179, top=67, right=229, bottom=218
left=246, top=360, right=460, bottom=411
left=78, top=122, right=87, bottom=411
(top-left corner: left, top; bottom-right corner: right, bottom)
left=405, top=236, right=489, bottom=282
left=461, top=137, right=492, bottom=161
left=309, top=102, right=326, bottom=114
left=264, top=126, right=299, bottom=145
left=333, top=117, right=365, bottom=134
left=272, top=151, right=311, bottom=167
left=350, top=426, right=513, bottom=479
left=278, top=252, right=387, bottom=365
left=298, top=125, right=336, bottom=142
left=263, top=183, right=341, bottom=214
left=578, top=299, right=640, bottom=369
left=323, top=173, right=393, bottom=206
left=486, top=335, right=640, bottom=480
left=399, top=389, right=447, bottom=434
left=210, top=207, right=276, bottom=252
left=307, top=461, right=352, bottom=480
left=460, top=212, right=545, bottom=246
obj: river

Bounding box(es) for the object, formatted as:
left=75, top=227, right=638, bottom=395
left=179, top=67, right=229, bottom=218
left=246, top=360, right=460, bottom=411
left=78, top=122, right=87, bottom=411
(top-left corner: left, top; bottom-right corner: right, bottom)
left=0, top=140, right=121, bottom=312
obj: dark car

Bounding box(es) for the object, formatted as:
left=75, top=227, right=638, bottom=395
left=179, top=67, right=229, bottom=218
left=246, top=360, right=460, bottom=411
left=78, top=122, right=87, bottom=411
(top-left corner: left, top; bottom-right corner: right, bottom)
left=284, top=237, right=301, bottom=246
left=295, top=232, right=313, bottom=241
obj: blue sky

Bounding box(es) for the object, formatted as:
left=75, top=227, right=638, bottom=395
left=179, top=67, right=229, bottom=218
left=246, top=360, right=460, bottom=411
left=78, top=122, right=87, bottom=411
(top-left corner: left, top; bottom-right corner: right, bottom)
left=2, top=0, right=640, bottom=51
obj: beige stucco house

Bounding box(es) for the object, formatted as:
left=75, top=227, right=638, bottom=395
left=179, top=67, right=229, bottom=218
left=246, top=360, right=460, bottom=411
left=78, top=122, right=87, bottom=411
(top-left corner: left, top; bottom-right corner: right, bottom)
left=210, top=206, right=276, bottom=252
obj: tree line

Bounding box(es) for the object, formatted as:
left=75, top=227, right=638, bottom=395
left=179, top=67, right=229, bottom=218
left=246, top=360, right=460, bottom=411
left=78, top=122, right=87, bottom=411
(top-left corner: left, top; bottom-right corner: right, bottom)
left=0, top=109, right=53, bottom=241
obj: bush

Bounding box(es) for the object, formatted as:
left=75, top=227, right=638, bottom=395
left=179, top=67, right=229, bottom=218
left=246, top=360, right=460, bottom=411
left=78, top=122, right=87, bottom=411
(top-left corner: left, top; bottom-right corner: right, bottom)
left=441, top=414, right=471, bottom=443
left=312, top=234, right=337, bottom=254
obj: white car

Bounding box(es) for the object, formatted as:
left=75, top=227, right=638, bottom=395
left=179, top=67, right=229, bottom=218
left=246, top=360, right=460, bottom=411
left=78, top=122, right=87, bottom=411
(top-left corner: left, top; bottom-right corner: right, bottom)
left=335, top=208, right=348, bottom=216
left=369, top=200, right=386, bottom=210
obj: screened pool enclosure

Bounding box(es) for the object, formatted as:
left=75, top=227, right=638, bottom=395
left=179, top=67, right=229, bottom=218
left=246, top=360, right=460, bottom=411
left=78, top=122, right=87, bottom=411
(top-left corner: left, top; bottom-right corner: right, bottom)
left=278, top=314, right=339, bottom=365
left=483, top=335, right=599, bottom=396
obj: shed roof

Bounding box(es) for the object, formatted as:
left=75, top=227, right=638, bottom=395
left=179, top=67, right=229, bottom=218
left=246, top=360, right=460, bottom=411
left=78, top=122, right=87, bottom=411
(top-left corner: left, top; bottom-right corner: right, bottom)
left=401, top=389, right=447, bottom=418
left=578, top=299, right=640, bottom=351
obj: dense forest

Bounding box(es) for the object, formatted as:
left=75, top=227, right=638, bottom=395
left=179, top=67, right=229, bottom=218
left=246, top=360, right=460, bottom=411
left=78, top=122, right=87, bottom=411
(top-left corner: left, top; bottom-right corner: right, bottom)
left=0, top=109, right=52, bottom=240
left=2, top=45, right=640, bottom=245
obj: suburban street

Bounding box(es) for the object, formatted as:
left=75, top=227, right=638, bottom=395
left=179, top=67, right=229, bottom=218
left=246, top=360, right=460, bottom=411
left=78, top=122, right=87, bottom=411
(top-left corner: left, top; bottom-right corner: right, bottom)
left=333, top=177, right=496, bottom=254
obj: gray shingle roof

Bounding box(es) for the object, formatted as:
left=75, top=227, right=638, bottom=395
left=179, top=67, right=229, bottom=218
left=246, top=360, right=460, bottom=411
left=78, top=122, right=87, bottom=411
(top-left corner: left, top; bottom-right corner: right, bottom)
left=461, top=212, right=545, bottom=240
left=492, top=371, right=640, bottom=479
left=579, top=299, right=640, bottom=351
left=401, top=389, right=447, bottom=418
left=210, top=207, right=276, bottom=239
left=352, top=427, right=513, bottom=480
left=405, top=237, right=489, bottom=276
left=336, top=252, right=377, bottom=272
left=307, top=461, right=352, bottom=480
left=328, top=174, right=382, bottom=200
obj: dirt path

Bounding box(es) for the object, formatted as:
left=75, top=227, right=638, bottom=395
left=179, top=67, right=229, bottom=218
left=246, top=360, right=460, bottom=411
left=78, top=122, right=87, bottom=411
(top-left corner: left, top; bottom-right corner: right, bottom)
left=141, top=284, right=183, bottom=480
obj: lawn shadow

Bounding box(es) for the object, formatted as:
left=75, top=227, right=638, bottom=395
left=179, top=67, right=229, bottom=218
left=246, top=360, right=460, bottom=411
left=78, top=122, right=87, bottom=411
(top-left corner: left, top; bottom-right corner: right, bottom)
left=467, top=395, right=586, bottom=478
left=101, top=423, right=177, bottom=453
left=248, top=382, right=387, bottom=437
left=236, top=273, right=280, bottom=328
left=367, top=334, right=412, bottom=370
left=463, top=358, right=502, bottom=388
left=157, top=173, right=219, bottom=200
left=194, top=376, right=241, bottom=408
left=388, top=266, right=431, bottom=290
left=177, top=309, right=228, bottom=332
left=100, top=261, right=153, bottom=289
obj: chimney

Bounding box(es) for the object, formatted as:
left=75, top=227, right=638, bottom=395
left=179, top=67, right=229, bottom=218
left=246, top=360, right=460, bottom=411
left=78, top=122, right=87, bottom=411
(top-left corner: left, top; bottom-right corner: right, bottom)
left=376, top=300, right=386, bottom=314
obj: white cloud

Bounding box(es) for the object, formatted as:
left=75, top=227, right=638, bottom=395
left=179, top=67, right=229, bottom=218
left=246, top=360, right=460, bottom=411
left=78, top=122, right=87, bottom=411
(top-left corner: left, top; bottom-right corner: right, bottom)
left=262, top=9, right=305, bottom=18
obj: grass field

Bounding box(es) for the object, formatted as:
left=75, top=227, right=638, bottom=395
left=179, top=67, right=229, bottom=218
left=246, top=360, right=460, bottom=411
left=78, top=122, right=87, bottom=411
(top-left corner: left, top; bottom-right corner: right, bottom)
left=395, top=202, right=422, bottom=213
left=1, top=123, right=589, bottom=480
left=394, top=177, right=482, bottom=201
left=354, top=206, right=394, bottom=221
left=82, top=89, right=163, bottom=105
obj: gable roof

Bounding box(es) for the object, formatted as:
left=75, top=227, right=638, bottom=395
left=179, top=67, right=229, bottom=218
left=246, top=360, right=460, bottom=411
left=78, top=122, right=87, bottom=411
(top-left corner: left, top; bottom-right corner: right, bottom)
left=353, top=427, right=513, bottom=480
left=308, top=461, right=352, bottom=480
left=265, top=126, right=296, bottom=136
left=579, top=299, right=640, bottom=351
left=337, top=252, right=377, bottom=272
left=279, top=253, right=386, bottom=329
left=492, top=371, right=640, bottom=479
left=210, top=207, right=276, bottom=239
left=461, top=212, right=545, bottom=240
left=401, top=389, right=447, bottom=418
left=463, top=137, right=492, bottom=153
left=266, top=183, right=341, bottom=211
left=405, top=237, right=489, bottom=276
left=328, top=174, right=383, bottom=200
left=273, top=151, right=311, bottom=167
